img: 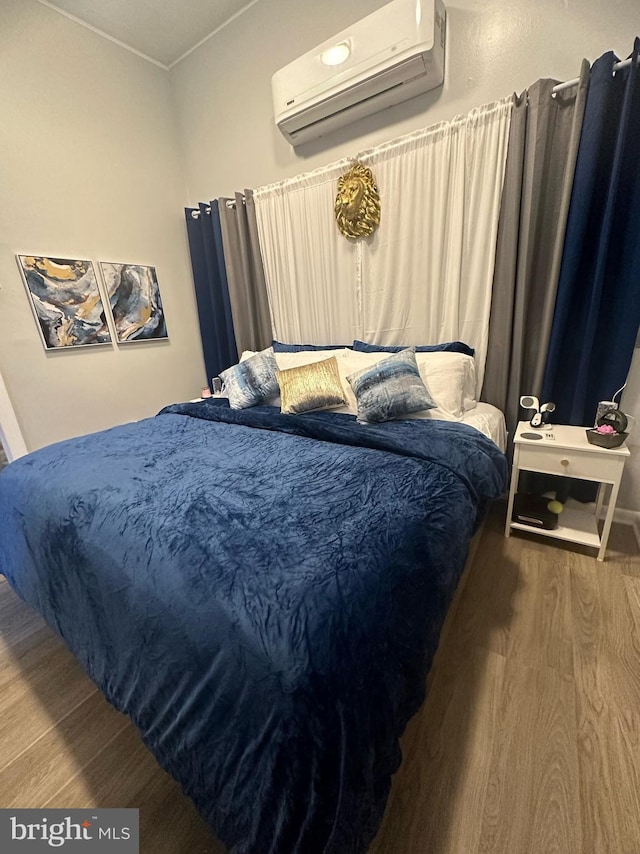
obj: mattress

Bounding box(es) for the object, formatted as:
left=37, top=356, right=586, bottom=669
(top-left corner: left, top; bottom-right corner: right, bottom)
left=462, top=402, right=508, bottom=451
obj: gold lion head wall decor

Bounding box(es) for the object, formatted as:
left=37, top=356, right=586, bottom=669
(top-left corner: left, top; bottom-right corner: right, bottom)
left=334, top=162, right=381, bottom=239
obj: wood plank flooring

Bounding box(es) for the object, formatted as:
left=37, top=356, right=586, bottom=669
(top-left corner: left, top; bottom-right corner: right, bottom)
left=0, top=504, right=638, bottom=853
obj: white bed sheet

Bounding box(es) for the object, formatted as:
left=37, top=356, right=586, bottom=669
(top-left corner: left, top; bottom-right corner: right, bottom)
left=461, top=402, right=507, bottom=452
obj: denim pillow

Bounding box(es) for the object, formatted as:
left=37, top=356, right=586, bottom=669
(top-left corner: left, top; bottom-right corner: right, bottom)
left=272, top=340, right=349, bottom=353
left=220, top=348, right=279, bottom=409
left=346, top=348, right=436, bottom=424
left=352, top=339, right=475, bottom=357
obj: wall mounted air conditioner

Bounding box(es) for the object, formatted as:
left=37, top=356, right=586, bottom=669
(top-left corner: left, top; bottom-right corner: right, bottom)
left=272, top=0, right=446, bottom=147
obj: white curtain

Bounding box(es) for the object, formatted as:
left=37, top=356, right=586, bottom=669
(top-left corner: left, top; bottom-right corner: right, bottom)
left=254, top=160, right=359, bottom=345
left=254, top=97, right=512, bottom=390
left=360, top=98, right=513, bottom=392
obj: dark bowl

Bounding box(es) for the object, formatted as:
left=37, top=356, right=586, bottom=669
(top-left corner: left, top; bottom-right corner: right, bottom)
left=585, top=429, right=628, bottom=449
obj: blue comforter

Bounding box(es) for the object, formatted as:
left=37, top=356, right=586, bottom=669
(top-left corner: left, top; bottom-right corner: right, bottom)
left=0, top=401, right=507, bottom=853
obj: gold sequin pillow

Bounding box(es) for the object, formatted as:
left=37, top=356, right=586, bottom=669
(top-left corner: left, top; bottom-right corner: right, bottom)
left=277, top=356, right=347, bottom=415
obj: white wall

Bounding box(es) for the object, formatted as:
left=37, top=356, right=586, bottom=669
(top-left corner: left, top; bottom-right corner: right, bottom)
left=0, top=0, right=204, bottom=452
left=169, top=0, right=640, bottom=513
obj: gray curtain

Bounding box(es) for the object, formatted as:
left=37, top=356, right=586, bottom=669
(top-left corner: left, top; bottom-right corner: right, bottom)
left=218, top=189, right=272, bottom=355
left=482, top=63, right=590, bottom=440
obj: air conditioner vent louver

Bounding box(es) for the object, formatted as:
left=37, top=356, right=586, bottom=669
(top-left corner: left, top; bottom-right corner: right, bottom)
left=282, top=55, right=427, bottom=136
left=272, top=0, right=446, bottom=146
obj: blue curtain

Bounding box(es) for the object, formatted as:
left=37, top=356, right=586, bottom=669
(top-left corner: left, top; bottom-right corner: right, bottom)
left=542, top=41, right=640, bottom=425
left=185, top=201, right=238, bottom=388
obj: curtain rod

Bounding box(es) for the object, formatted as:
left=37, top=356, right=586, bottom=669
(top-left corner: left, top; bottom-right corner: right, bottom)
left=552, top=54, right=636, bottom=95
left=190, top=206, right=211, bottom=219
left=190, top=196, right=246, bottom=218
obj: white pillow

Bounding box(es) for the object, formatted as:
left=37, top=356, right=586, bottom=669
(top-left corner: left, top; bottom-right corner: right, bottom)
left=340, top=350, right=476, bottom=420
left=416, top=351, right=477, bottom=417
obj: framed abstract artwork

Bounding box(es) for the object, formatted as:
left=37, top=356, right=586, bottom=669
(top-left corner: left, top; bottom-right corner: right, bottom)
left=17, top=255, right=112, bottom=349
left=99, top=263, right=168, bottom=343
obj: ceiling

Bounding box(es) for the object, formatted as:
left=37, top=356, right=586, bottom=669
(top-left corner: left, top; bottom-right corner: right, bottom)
left=39, top=0, right=257, bottom=68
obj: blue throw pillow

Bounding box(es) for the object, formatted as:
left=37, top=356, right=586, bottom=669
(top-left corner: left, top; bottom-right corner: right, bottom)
left=272, top=340, right=349, bottom=353
left=352, top=339, right=475, bottom=357
left=346, top=348, right=437, bottom=424
left=220, top=348, right=279, bottom=409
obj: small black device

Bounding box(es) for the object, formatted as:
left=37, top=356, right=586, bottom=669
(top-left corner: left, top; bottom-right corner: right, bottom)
left=512, top=494, right=559, bottom=530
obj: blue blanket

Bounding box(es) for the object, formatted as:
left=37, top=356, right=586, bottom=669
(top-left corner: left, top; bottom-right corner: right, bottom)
left=0, top=401, right=507, bottom=853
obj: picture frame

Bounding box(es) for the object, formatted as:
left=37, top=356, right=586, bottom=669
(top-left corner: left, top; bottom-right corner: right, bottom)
left=16, top=255, right=113, bottom=350
left=99, top=263, right=168, bottom=343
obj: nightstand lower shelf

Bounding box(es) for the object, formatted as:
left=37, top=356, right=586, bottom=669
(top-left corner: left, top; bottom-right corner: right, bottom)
left=509, top=505, right=600, bottom=549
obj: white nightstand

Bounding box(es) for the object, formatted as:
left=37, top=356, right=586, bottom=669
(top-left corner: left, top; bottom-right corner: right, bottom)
left=505, top=422, right=630, bottom=561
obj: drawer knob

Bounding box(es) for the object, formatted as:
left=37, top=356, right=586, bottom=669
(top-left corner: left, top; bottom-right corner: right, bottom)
left=560, top=458, right=570, bottom=466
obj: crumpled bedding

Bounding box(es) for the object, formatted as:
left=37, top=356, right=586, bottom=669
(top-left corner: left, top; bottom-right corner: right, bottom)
left=0, top=400, right=507, bottom=854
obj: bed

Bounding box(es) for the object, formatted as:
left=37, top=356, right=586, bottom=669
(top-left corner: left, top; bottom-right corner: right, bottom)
left=0, top=347, right=507, bottom=854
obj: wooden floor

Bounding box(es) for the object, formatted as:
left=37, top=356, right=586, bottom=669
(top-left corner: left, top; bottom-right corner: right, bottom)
left=0, top=504, right=638, bottom=853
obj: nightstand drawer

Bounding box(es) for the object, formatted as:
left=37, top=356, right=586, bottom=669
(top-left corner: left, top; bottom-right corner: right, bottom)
left=517, top=446, right=621, bottom=482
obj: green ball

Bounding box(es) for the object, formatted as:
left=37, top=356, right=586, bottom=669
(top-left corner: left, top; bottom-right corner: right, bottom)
left=547, top=499, right=564, bottom=515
